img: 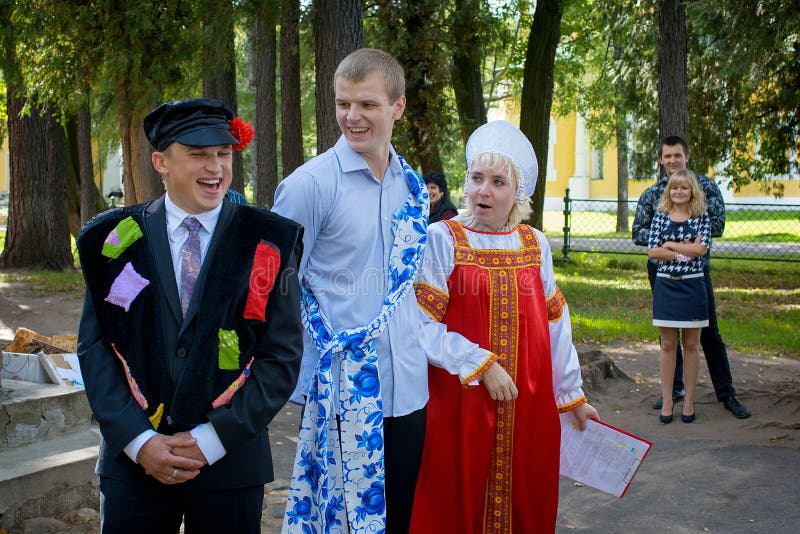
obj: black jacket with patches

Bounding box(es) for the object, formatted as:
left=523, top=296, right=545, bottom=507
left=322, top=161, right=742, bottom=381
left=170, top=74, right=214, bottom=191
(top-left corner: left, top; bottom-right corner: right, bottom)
left=77, top=197, right=303, bottom=489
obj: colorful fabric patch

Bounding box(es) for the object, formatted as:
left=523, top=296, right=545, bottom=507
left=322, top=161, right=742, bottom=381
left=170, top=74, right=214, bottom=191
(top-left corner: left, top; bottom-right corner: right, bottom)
left=414, top=282, right=449, bottom=322
left=111, top=343, right=148, bottom=411
left=218, top=329, right=241, bottom=370
left=547, top=286, right=567, bottom=322
left=148, top=403, right=164, bottom=430
left=102, top=217, right=143, bottom=259
left=212, top=356, right=255, bottom=408
left=104, top=262, right=150, bottom=312
left=243, top=241, right=281, bottom=321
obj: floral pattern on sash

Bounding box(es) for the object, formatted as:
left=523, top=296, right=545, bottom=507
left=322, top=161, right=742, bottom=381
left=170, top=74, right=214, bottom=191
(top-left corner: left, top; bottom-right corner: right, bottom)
left=284, top=156, right=428, bottom=534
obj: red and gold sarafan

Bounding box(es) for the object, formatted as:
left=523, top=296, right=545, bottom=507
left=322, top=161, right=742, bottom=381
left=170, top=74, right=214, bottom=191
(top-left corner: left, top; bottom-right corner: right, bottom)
left=412, top=220, right=563, bottom=533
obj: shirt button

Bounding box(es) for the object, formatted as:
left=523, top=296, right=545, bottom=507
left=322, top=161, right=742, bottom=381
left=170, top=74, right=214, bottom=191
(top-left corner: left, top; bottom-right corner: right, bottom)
left=176, top=347, right=187, bottom=358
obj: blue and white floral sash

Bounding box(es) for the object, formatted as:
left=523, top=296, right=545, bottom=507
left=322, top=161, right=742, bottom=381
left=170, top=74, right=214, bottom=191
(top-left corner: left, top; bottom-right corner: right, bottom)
left=283, top=156, right=428, bottom=534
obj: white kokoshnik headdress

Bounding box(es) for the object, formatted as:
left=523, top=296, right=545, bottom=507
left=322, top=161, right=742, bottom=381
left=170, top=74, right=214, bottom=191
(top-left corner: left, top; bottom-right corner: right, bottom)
left=465, top=120, right=539, bottom=203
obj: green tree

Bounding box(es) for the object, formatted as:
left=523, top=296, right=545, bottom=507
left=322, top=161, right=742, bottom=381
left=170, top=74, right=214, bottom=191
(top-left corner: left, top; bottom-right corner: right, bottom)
left=313, top=0, right=363, bottom=154
left=688, top=0, right=800, bottom=191
left=520, top=0, right=565, bottom=230
left=248, top=0, right=279, bottom=207
left=657, top=0, right=688, bottom=142
left=1, top=0, right=72, bottom=269
left=280, top=0, right=304, bottom=177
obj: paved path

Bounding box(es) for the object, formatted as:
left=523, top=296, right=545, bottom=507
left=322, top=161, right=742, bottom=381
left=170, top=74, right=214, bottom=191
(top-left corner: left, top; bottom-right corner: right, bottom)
left=262, top=404, right=800, bottom=533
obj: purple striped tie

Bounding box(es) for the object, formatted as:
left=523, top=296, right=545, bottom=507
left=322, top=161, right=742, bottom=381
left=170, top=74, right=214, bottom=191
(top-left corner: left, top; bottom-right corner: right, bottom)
left=180, top=216, right=202, bottom=316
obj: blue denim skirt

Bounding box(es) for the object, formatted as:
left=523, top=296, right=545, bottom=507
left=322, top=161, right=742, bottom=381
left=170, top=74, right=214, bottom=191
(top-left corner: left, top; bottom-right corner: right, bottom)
left=653, top=272, right=709, bottom=328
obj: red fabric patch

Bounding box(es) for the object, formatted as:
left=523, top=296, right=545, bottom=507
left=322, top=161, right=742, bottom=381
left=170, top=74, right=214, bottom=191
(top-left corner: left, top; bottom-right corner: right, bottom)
left=243, top=241, right=280, bottom=321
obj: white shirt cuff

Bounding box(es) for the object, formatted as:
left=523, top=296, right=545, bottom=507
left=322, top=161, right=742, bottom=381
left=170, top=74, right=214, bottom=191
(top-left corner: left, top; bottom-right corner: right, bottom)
left=190, top=423, right=226, bottom=465
left=124, top=429, right=158, bottom=464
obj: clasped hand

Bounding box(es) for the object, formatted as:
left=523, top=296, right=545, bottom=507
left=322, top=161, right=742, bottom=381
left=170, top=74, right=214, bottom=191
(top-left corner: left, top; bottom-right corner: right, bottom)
left=137, top=432, right=207, bottom=485
left=482, top=362, right=519, bottom=401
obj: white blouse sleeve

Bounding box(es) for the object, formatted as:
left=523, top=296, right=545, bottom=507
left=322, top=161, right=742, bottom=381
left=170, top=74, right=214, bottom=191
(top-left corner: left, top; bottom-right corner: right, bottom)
left=415, top=222, right=497, bottom=383
left=536, top=230, right=587, bottom=410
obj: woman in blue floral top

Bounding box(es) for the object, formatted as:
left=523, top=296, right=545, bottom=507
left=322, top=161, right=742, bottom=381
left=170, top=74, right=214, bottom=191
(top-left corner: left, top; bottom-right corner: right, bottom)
left=648, top=169, right=710, bottom=424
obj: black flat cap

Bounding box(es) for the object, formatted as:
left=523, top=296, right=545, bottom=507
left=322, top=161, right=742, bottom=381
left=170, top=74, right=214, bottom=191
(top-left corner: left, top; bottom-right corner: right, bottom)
left=144, top=98, right=239, bottom=151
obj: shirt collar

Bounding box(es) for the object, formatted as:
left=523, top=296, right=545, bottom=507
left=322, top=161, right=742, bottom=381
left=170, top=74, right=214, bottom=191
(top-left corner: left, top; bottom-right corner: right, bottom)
left=334, top=135, right=402, bottom=178
left=164, top=193, right=223, bottom=237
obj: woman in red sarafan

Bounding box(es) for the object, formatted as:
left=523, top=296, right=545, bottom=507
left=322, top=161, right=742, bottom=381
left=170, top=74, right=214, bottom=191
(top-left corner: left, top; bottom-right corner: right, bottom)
left=410, top=121, right=599, bottom=533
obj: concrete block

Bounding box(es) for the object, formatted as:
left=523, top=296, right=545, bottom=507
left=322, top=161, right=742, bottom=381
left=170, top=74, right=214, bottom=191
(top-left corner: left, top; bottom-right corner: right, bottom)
left=0, top=427, right=100, bottom=530
left=0, top=381, right=93, bottom=451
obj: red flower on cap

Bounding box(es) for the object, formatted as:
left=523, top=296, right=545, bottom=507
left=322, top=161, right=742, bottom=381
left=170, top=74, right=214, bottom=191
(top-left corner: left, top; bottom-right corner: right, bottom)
left=229, top=116, right=254, bottom=151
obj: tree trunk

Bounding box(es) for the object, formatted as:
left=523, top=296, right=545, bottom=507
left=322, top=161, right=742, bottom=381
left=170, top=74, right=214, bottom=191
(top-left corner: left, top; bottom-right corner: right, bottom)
left=615, top=103, right=630, bottom=233
left=77, top=98, right=97, bottom=226
left=250, top=3, right=278, bottom=208
left=65, top=115, right=105, bottom=238
left=119, top=102, right=162, bottom=205
left=202, top=2, right=244, bottom=194
left=314, top=0, right=363, bottom=154
left=399, top=0, right=444, bottom=173
left=450, top=0, right=487, bottom=145
left=657, top=0, right=688, bottom=142
left=42, top=109, right=73, bottom=269
left=519, top=0, right=563, bottom=231
left=1, top=84, right=49, bottom=268
left=280, top=0, right=304, bottom=177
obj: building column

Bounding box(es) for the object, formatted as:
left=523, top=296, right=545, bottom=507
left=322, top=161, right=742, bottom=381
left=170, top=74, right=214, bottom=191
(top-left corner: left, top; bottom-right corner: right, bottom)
left=569, top=113, right=591, bottom=199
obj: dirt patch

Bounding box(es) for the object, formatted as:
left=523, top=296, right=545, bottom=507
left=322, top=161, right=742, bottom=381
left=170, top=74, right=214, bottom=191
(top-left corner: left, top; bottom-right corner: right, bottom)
left=0, top=278, right=83, bottom=343
left=580, top=341, right=800, bottom=450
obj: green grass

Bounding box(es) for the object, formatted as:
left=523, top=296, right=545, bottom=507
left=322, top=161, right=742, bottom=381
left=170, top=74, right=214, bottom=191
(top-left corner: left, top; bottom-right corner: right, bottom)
left=0, top=269, right=84, bottom=296
left=555, top=253, right=800, bottom=358
left=544, top=209, right=800, bottom=243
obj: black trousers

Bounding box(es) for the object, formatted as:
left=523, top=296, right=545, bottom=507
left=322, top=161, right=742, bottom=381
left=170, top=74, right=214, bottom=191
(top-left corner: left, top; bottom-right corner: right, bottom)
left=100, top=476, right=264, bottom=534
left=383, top=406, right=427, bottom=534
left=647, top=261, right=736, bottom=400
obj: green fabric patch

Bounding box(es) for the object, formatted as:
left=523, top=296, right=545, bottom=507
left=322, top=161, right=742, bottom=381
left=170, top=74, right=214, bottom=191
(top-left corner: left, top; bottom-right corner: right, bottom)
left=102, top=216, right=143, bottom=259
left=218, top=329, right=241, bottom=370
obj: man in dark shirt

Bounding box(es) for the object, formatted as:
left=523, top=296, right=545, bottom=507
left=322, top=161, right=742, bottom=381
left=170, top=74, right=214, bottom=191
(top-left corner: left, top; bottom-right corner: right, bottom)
left=632, top=135, right=750, bottom=419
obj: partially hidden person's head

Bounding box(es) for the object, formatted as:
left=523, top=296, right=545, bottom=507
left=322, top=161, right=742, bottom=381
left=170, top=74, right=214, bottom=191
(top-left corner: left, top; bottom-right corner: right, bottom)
left=145, top=97, right=253, bottom=214
left=424, top=172, right=448, bottom=205
left=334, top=48, right=406, bottom=159
left=658, top=169, right=707, bottom=217
left=658, top=135, right=690, bottom=177
left=463, top=121, right=538, bottom=230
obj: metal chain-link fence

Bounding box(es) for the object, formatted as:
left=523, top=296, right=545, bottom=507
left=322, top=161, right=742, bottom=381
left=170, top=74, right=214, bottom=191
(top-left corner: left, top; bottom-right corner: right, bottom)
left=554, top=189, right=800, bottom=262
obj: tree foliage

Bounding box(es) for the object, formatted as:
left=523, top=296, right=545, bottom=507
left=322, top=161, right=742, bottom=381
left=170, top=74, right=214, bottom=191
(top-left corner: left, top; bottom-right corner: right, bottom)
left=556, top=0, right=799, bottom=192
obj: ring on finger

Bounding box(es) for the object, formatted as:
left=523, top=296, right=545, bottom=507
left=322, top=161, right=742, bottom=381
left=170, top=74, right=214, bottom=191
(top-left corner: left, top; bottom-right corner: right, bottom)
left=171, top=467, right=178, bottom=478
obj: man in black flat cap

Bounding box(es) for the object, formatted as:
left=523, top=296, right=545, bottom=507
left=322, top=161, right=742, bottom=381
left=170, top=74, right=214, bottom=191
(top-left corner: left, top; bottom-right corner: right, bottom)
left=76, top=97, right=303, bottom=533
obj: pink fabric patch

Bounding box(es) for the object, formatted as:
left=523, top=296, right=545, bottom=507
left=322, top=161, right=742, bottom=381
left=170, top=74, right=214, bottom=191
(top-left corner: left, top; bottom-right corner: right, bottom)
left=104, top=262, right=150, bottom=312
left=106, top=228, right=121, bottom=246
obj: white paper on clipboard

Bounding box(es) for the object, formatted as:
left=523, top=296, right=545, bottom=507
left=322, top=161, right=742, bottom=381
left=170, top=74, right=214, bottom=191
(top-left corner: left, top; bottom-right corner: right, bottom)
left=559, top=413, right=652, bottom=498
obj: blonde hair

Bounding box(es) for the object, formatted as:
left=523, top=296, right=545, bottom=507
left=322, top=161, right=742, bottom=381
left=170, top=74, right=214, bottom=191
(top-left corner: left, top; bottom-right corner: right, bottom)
left=334, top=48, right=405, bottom=102
left=462, top=151, right=532, bottom=226
left=657, top=169, right=707, bottom=217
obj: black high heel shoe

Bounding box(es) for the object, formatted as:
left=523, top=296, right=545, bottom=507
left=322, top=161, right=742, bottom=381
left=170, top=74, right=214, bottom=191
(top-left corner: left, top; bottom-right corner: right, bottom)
left=681, top=406, right=696, bottom=423
left=660, top=402, right=673, bottom=424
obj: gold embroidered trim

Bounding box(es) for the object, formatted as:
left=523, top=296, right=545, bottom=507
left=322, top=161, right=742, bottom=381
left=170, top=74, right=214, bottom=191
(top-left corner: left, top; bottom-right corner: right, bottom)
left=482, top=268, right=520, bottom=532
left=414, top=281, right=449, bottom=322
left=547, top=286, right=567, bottom=322
left=462, top=352, right=499, bottom=384
left=558, top=396, right=587, bottom=413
